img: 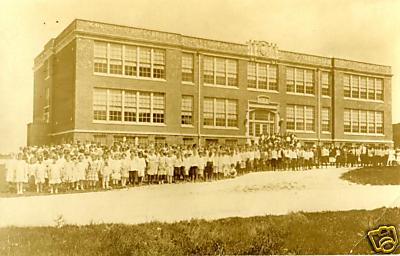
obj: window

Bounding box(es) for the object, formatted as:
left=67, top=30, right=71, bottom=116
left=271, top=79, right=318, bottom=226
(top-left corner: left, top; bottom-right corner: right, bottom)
left=203, top=98, right=214, bottom=126
left=367, top=78, right=375, bottom=100
left=124, top=45, right=137, bottom=76
left=321, top=72, right=331, bottom=97
left=247, top=62, right=278, bottom=91
left=93, top=88, right=107, bottom=121
left=139, top=48, right=151, bottom=78
left=109, top=44, right=122, bottom=75
left=93, top=135, right=106, bottom=145
left=344, top=74, right=351, bottom=98
left=152, top=93, right=165, bottom=123
left=286, top=106, right=295, bottom=130
left=286, top=105, right=314, bottom=131
left=203, top=56, right=238, bottom=87
left=344, top=74, right=384, bottom=101
left=227, top=60, right=238, bottom=86
left=368, top=111, right=375, bottom=133
left=360, top=77, right=367, bottom=99
left=153, top=49, right=165, bottom=79
left=376, top=79, right=383, bottom=101
left=203, top=98, right=238, bottom=128
left=138, top=92, right=151, bottom=122
left=94, top=42, right=166, bottom=80
left=108, top=90, right=122, bottom=121
left=344, top=109, right=384, bottom=134
left=215, top=58, right=226, bottom=86
left=360, top=110, right=367, bottom=133
left=181, top=96, right=193, bottom=125
left=93, top=89, right=165, bottom=124
left=227, top=100, right=238, bottom=127
left=124, top=91, right=137, bottom=122
left=351, top=75, right=359, bottom=98
left=286, top=67, right=314, bottom=95
left=247, top=62, right=257, bottom=88
left=94, top=42, right=108, bottom=73
left=182, top=53, right=194, bottom=82
left=344, top=110, right=351, bottom=133
left=376, top=112, right=383, bottom=134
left=321, top=108, right=330, bottom=132
left=44, top=59, right=50, bottom=79
left=286, top=67, right=295, bottom=93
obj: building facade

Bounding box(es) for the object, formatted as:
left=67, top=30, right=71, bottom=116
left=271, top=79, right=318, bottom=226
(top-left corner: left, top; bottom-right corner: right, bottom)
left=27, top=19, right=393, bottom=146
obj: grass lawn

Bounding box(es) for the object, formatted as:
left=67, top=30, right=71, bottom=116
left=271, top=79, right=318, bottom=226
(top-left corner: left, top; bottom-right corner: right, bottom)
left=341, top=165, right=400, bottom=185
left=1, top=207, right=399, bottom=255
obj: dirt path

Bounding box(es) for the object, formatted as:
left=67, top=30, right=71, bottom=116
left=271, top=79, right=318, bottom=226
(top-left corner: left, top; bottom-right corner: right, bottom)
left=1, top=167, right=399, bottom=227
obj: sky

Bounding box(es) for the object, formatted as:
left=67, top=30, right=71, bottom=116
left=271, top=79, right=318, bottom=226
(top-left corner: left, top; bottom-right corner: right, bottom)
left=0, top=0, right=399, bottom=153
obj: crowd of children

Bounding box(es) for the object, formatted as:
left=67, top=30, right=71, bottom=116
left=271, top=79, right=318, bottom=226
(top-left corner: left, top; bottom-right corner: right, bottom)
left=4, top=133, right=400, bottom=195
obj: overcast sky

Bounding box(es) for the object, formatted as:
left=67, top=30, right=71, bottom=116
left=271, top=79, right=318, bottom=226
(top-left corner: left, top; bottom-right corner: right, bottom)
left=0, top=0, right=399, bottom=153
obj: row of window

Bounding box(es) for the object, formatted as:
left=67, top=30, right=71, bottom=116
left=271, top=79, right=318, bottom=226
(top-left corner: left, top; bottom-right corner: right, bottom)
left=343, top=74, right=384, bottom=101
left=94, top=42, right=166, bottom=79
left=344, top=109, right=384, bottom=134
left=92, top=43, right=384, bottom=101
left=93, top=88, right=165, bottom=124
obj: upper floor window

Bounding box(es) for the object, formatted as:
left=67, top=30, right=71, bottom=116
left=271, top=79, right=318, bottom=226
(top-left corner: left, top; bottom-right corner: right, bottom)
left=182, top=53, right=194, bottom=83
left=343, top=74, right=383, bottom=101
left=93, top=41, right=166, bottom=80
left=321, top=71, right=331, bottom=97
left=286, top=67, right=314, bottom=95
left=247, top=62, right=278, bottom=91
left=203, top=56, right=238, bottom=87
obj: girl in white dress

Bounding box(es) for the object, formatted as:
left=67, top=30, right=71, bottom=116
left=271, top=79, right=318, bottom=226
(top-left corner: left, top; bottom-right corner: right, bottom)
left=137, top=152, right=146, bottom=186
left=5, top=153, right=16, bottom=191
left=387, top=147, right=396, bottom=166
left=111, top=154, right=122, bottom=187
left=48, top=155, right=61, bottom=194
left=120, top=153, right=130, bottom=187
left=101, top=158, right=112, bottom=189
left=15, top=153, right=28, bottom=195
left=146, top=150, right=159, bottom=184
left=165, top=151, right=176, bottom=184
left=35, top=156, right=46, bottom=193
left=74, top=155, right=87, bottom=190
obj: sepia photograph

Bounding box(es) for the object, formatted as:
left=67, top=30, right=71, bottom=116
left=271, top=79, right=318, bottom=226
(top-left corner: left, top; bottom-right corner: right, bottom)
left=0, top=0, right=400, bottom=255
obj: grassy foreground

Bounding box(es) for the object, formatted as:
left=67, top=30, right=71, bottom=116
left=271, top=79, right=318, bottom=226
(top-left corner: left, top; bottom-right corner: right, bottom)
left=341, top=165, right=400, bottom=185
left=1, top=208, right=399, bottom=255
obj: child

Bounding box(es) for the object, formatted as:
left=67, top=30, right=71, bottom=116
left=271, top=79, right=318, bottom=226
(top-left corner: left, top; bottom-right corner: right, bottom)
left=74, top=154, right=87, bottom=190
left=137, top=152, right=146, bottom=186
left=35, top=156, right=46, bottom=193
left=63, top=154, right=75, bottom=191
left=111, top=153, right=122, bottom=188
left=101, top=159, right=112, bottom=189
left=48, top=155, right=61, bottom=194
left=88, top=154, right=100, bottom=190
left=165, top=151, right=176, bottom=184
left=120, top=153, right=130, bottom=187
left=5, top=153, right=16, bottom=192
left=15, top=153, right=28, bottom=195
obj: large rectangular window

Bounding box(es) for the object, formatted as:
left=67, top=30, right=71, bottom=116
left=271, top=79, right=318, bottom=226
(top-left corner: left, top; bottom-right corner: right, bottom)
left=203, top=98, right=238, bottom=128
left=93, top=42, right=166, bottom=80
left=181, top=96, right=193, bottom=125
left=286, top=105, right=315, bottom=132
left=108, top=89, right=122, bottom=121
left=153, top=49, right=165, bottom=79
left=286, top=67, right=314, bottom=95
left=93, top=89, right=165, bottom=124
left=203, top=56, right=238, bottom=87
left=109, top=44, right=122, bottom=75
left=124, top=91, right=137, bottom=122
left=344, top=109, right=384, bottom=134
left=321, top=108, right=330, bottom=132
left=247, top=62, right=278, bottom=91
left=139, top=48, right=151, bottom=78
left=182, top=53, right=194, bottom=83
left=94, top=42, right=108, bottom=73
left=344, top=74, right=384, bottom=101
left=321, top=71, right=331, bottom=97
left=124, top=45, right=137, bottom=77
left=93, top=88, right=107, bottom=121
